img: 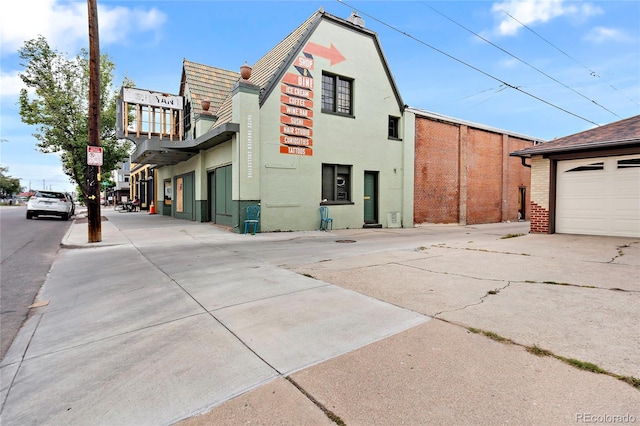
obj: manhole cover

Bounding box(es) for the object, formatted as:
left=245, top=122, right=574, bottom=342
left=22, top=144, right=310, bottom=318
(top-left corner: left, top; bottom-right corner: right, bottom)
left=335, top=239, right=356, bottom=243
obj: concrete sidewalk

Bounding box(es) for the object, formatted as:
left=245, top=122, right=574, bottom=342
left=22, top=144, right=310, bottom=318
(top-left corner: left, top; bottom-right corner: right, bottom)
left=1, top=208, right=638, bottom=425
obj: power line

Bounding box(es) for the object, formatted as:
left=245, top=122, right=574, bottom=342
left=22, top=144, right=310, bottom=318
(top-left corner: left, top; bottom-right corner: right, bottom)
left=336, top=0, right=600, bottom=127
left=423, top=2, right=621, bottom=119
left=500, top=8, right=640, bottom=108
left=432, top=85, right=505, bottom=108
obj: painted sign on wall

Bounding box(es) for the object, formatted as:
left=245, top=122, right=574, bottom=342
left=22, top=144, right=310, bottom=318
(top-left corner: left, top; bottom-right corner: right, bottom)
left=280, top=52, right=315, bottom=156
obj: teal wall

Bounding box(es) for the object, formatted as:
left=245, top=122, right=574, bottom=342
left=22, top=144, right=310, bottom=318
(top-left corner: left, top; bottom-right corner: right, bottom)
left=195, top=200, right=207, bottom=222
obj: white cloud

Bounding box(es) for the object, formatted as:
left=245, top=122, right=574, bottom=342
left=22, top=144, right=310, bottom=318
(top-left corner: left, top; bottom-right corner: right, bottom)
left=585, top=27, right=634, bottom=44
left=0, top=70, right=27, bottom=97
left=491, top=0, right=602, bottom=36
left=0, top=0, right=167, bottom=57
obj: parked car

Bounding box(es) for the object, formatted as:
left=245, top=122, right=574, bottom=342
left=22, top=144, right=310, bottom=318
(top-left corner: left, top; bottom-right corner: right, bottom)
left=26, top=190, right=74, bottom=220
left=65, top=193, right=76, bottom=216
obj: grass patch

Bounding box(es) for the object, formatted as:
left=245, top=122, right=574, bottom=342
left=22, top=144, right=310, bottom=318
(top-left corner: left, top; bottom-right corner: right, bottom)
left=558, top=357, right=609, bottom=374
left=543, top=280, right=570, bottom=286
left=462, top=324, right=640, bottom=391
left=487, top=289, right=500, bottom=295
left=500, top=233, right=525, bottom=239
left=467, top=327, right=512, bottom=343
left=526, top=345, right=553, bottom=357
left=301, top=273, right=315, bottom=279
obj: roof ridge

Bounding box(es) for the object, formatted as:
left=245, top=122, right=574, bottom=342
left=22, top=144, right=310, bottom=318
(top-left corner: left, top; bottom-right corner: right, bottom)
left=183, top=59, right=238, bottom=75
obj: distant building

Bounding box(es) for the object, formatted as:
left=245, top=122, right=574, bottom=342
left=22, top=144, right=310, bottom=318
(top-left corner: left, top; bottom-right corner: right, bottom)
left=109, top=160, right=130, bottom=204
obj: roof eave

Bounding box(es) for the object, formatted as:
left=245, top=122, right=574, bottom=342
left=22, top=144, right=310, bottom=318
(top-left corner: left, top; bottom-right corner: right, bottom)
left=511, top=138, right=640, bottom=158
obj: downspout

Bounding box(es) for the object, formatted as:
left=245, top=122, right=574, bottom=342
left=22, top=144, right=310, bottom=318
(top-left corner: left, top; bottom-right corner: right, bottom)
left=520, top=157, right=531, bottom=168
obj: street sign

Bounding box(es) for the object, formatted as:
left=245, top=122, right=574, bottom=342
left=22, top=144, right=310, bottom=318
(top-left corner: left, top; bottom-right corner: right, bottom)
left=87, top=146, right=103, bottom=166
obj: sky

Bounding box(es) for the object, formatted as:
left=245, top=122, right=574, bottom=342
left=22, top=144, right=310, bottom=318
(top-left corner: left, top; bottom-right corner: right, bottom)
left=1, top=0, right=638, bottom=193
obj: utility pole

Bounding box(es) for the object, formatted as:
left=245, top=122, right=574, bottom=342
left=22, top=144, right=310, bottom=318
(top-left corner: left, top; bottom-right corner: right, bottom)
left=87, top=0, right=102, bottom=242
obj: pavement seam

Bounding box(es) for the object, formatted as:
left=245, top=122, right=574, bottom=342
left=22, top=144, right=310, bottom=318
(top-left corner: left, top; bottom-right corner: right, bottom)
left=285, top=376, right=346, bottom=425
left=437, top=318, right=640, bottom=392
left=12, top=313, right=207, bottom=363
left=206, top=282, right=332, bottom=313
left=0, top=313, right=44, bottom=414
left=124, top=237, right=284, bottom=377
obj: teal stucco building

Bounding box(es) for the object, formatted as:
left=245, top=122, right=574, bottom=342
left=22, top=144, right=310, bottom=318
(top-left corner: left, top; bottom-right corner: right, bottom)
left=120, top=9, right=413, bottom=232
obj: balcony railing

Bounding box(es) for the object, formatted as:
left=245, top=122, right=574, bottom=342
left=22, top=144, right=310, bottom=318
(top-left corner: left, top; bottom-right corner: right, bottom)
left=119, top=87, right=184, bottom=141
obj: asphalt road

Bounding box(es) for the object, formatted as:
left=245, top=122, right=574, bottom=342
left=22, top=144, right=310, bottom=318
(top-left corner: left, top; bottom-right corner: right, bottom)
left=0, top=206, right=72, bottom=360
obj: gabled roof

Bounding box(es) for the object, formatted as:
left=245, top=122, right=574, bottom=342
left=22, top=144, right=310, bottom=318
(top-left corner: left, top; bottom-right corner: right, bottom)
left=511, top=115, right=640, bottom=157
left=214, top=8, right=404, bottom=126
left=180, top=60, right=239, bottom=116
left=214, top=11, right=320, bottom=125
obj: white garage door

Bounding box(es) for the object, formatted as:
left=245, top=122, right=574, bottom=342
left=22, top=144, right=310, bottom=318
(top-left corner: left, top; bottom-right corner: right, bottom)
left=556, top=155, right=640, bottom=237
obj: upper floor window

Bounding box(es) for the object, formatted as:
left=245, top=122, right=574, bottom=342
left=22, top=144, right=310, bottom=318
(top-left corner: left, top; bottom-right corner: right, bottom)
left=388, top=116, right=400, bottom=139
left=322, top=73, right=353, bottom=116
left=183, top=99, right=192, bottom=134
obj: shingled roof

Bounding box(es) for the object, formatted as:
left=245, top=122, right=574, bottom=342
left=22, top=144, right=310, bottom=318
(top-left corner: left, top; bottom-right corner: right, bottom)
left=180, top=60, right=239, bottom=116
left=214, top=10, right=321, bottom=125
left=512, top=115, right=640, bottom=157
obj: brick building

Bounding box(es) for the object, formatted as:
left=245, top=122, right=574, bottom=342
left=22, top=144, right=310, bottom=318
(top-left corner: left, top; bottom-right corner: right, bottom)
left=407, top=108, right=543, bottom=225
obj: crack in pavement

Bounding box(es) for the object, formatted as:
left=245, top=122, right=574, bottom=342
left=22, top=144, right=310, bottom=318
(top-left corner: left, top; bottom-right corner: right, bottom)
left=608, top=241, right=639, bottom=264
left=432, top=281, right=513, bottom=317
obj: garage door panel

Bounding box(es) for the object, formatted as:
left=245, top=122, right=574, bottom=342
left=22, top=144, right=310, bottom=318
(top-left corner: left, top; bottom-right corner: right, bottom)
left=612, top=219, right=640, bottom=237
left=556, top=218, right=608, bottom=235
left=558, top=196, right=606, bottom=212
left=556, top=155, right=639, bottom=237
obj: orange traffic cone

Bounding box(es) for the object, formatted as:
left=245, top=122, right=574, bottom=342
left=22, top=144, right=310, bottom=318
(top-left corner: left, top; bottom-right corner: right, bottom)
left=149, top=201, right=156, bottom=215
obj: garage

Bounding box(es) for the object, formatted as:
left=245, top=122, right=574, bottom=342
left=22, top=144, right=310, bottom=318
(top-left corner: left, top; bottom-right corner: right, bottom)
left=510, top=114, right=640, bottom=236
left=556, top=155, right=640, bottom=237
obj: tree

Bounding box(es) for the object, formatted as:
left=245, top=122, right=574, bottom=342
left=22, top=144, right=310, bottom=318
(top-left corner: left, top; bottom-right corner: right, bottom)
left=0, top=166, right=22, bottom=198
left=18, top=36, right=132, bottom=199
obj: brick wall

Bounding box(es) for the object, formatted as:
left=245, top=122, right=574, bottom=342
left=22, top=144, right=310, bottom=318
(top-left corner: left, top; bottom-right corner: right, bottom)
left=529, top=156, right=551, bottom=233
left=414, top=119, right=460, bottom=223
left=530, top=201, right=550, bottom=233
left=467, top=129, right=502, bottom=224
left=413, top=114, right=535, bottom=225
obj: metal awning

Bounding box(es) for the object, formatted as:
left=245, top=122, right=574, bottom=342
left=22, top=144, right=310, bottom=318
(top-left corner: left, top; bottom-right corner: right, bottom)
left=130, top=122, right=239, bottom=165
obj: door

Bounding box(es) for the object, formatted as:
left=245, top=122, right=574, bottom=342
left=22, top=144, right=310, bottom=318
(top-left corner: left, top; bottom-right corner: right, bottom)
left=518, top=186, right=526, bottom=221
left=556, top=155, right=640, bottom=237
left=174, top=172, right=195, bottom=220
left=209, top=165, right=233, bottom=226
left=364, top=171, right=378, bottom=224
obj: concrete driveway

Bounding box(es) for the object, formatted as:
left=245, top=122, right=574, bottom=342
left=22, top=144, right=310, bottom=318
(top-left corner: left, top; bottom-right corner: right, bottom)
left=1, top=209, right=638, bottom=425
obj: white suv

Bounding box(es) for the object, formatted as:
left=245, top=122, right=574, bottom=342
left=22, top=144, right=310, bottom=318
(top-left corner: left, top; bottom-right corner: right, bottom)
left=26, top=190, right=74, bottom=220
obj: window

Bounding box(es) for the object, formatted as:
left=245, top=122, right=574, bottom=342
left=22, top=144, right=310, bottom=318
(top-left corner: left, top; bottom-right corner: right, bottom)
left=388, top=116, right=400, bottom=139
left=322, top=164, right=351, bottom=203
left=183, top=99, right=192, bottom=134
left=322, top=73, right=353, bottom=115
left=617, top=158, right=640, bottom=169
left=566, top=162, right=604, bottom=172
